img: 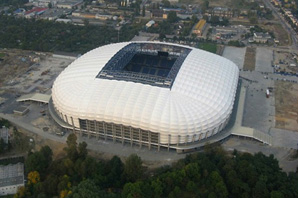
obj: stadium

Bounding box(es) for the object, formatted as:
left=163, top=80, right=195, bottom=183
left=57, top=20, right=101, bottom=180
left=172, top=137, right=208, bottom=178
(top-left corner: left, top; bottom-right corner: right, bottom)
left=50, top=42, right=239, bottom=151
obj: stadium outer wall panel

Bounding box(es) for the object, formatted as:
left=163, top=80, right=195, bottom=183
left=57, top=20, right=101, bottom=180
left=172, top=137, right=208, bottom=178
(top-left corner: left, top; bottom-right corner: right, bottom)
left=49, top=98, right=233, bottom=152
left=55, top=109, right=231, bottom=149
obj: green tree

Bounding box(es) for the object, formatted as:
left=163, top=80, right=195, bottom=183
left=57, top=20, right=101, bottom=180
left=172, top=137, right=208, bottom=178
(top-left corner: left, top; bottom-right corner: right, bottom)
left=78, top=141, right=88, bottom=159
left=249, top=16, right=258, bottom=24
left=162, top=0, right=170, bottom=7
left=57, top=175, right=71, bottom=195
left=142, top=5, right=145, bottom=17
left=122, top=182, right=143, bottom=198
left=124, top=154, right=144, bottom=182
left=25, top=152, right=47, bottom=173
left=69, top=179, right=113, bottom=198
left=43, top=174, right=59, bottom=195
left=67, top=133, right=77, bottom=148
left=40, top=145, right=53, bottom=165
left=65, top=133, right=78, bottom=161
left=83, top=19, right=89, bottom=26
left=0, top=138, right=6, bottom=154
left=270, top=191, right=284, bottom=198
left=167, top=11, right=178, bottom=23
left=79, top=156, right=98, bottom=179
left=201, top=0, right=209, bottom=13
left=253, top=180, right=269, bottom=198
left=0, top=119, right=11, bottom=128
left=14, top=186, right=27, bottom=198
left=106, top=156, right=124, bottom=187
left=151, top=179, right=163, bottom=197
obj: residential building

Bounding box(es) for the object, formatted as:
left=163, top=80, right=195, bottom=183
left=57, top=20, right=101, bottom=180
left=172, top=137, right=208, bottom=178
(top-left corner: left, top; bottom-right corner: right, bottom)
left=0, top=126, right=8, bottom=144
left=253, top=32, right=271, bottom=43
left=193, top=19, right=206, bottom=36
left=56, top=0, right=83, bottom=9
left=212, top=7, right=233, bottom=18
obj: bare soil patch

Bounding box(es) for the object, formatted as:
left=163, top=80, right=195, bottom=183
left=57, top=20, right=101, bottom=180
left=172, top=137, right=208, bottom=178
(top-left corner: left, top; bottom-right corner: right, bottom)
left=243, top=47, right=256, bottom=71
left=0, top=49, right=46, bottom=86
left=261, top=24, right=290, bottom=46
left=275, top=81, right=298, bottom=132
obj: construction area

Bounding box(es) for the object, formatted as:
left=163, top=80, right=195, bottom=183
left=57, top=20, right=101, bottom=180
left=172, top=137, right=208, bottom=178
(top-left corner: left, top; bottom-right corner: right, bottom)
left=273, top=50, right=298, bottom=74
left=0, top=49, right=75, bottom=157
left=0, top=49, right=74, bottom=114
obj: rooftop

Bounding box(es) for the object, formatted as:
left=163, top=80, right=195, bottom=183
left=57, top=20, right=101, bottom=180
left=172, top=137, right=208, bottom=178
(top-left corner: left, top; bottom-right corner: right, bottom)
left=195, top=19, right=206, bottom=30
left=25, top=7, right=48, bottom=15
left=0, top=163, right=24, bottom=188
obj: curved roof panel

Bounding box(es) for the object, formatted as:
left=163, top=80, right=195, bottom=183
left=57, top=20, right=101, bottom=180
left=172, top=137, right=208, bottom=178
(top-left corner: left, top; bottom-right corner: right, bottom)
left=52, top=42, right=239, bottom=144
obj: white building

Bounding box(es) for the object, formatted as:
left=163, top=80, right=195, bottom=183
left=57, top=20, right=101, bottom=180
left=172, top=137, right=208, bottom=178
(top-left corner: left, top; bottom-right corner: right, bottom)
left=51, top=42, right=239, bottom=152
left=95, top=14, right=113, bottom=20
left=29, top=0, right=57, bottom=7
left=0, top=163, right=24, bottom=196
left=56, top=0, right=83, bottom=9
left=253, top=32, right=271, bottom=43
left=0, top=126, right=9, bottom=144
left=145, top=20, right=155, bottom=28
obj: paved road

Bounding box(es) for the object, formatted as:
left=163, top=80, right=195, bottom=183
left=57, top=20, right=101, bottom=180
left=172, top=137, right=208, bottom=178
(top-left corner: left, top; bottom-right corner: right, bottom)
left=262, top=0, right=298, bottom=51
left=0, top=112, right=185, bottom=163
left=222, top=137, right=298, bottom=173
left=0, top=113, right=68, bottom=143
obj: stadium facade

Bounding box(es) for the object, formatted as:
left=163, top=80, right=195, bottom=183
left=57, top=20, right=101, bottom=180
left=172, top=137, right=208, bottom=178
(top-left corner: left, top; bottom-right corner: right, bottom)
left=51, top=42, right=239, bottom=151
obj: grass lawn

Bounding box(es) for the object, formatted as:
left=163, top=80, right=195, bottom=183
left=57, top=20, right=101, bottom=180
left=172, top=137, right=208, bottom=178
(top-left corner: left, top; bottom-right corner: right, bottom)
left=198, top=42, right=217, bottom=54
left=0, top=53, right=5, bottom=58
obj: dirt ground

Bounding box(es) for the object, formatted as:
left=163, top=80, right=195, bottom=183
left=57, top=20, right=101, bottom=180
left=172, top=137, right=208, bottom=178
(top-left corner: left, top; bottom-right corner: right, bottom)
left=261, top=23, right=290, bottom=46
left=216, top=45, right=225, bottom=55
left=243, top=47, right=256, bottom=71
left=18, top=128, right=67, bottom=160
left=275, top=81, right=298, bottom=132
left=273, top=50, right=298, bottom=74
left=0, top=49, right=47, bottom=86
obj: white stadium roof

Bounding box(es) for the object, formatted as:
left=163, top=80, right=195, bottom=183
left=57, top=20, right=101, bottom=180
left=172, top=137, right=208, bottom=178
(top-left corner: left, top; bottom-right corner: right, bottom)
left=52, top=42, right=239, bottom=144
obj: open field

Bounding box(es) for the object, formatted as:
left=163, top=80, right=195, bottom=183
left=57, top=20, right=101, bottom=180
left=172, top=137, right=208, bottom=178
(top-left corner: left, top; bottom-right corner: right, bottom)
left=229, top=21, right=289, bottom=46
left=243, top=47, right=256, bottom=71
left=275, top=81, right=298, bottom=132
left=0, top=49, right=47, bottom=86
left=261, top=23, right=290, bottom=46
left=255, top=48, right=273, bottom=73
left=198, top=42, right=217, bottom=53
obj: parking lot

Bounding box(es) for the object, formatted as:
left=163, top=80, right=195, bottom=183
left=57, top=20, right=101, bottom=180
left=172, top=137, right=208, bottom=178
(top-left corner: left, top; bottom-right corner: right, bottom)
left=223, top=46, right=298, bottom=147
left=222, top=46, right=246, bottom=69
left=255, top=48, right=274, bottom=73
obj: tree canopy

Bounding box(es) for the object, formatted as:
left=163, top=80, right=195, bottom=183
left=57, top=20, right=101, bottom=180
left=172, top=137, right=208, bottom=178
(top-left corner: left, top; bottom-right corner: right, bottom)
left=17, top=141, right=298, bottom=198
left=0, top=15, right=139, bottom=54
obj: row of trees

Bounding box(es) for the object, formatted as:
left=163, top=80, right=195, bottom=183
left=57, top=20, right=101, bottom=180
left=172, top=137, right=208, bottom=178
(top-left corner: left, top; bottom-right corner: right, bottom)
left=16, top=133, right=298, bottom=198
left=0, top=15, right=140, bottom=54
left=123, top=146, right=298, bottom=198
left=0, top=0, right=28, bottom=7
left=17, top=133, right=145, bottom=198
